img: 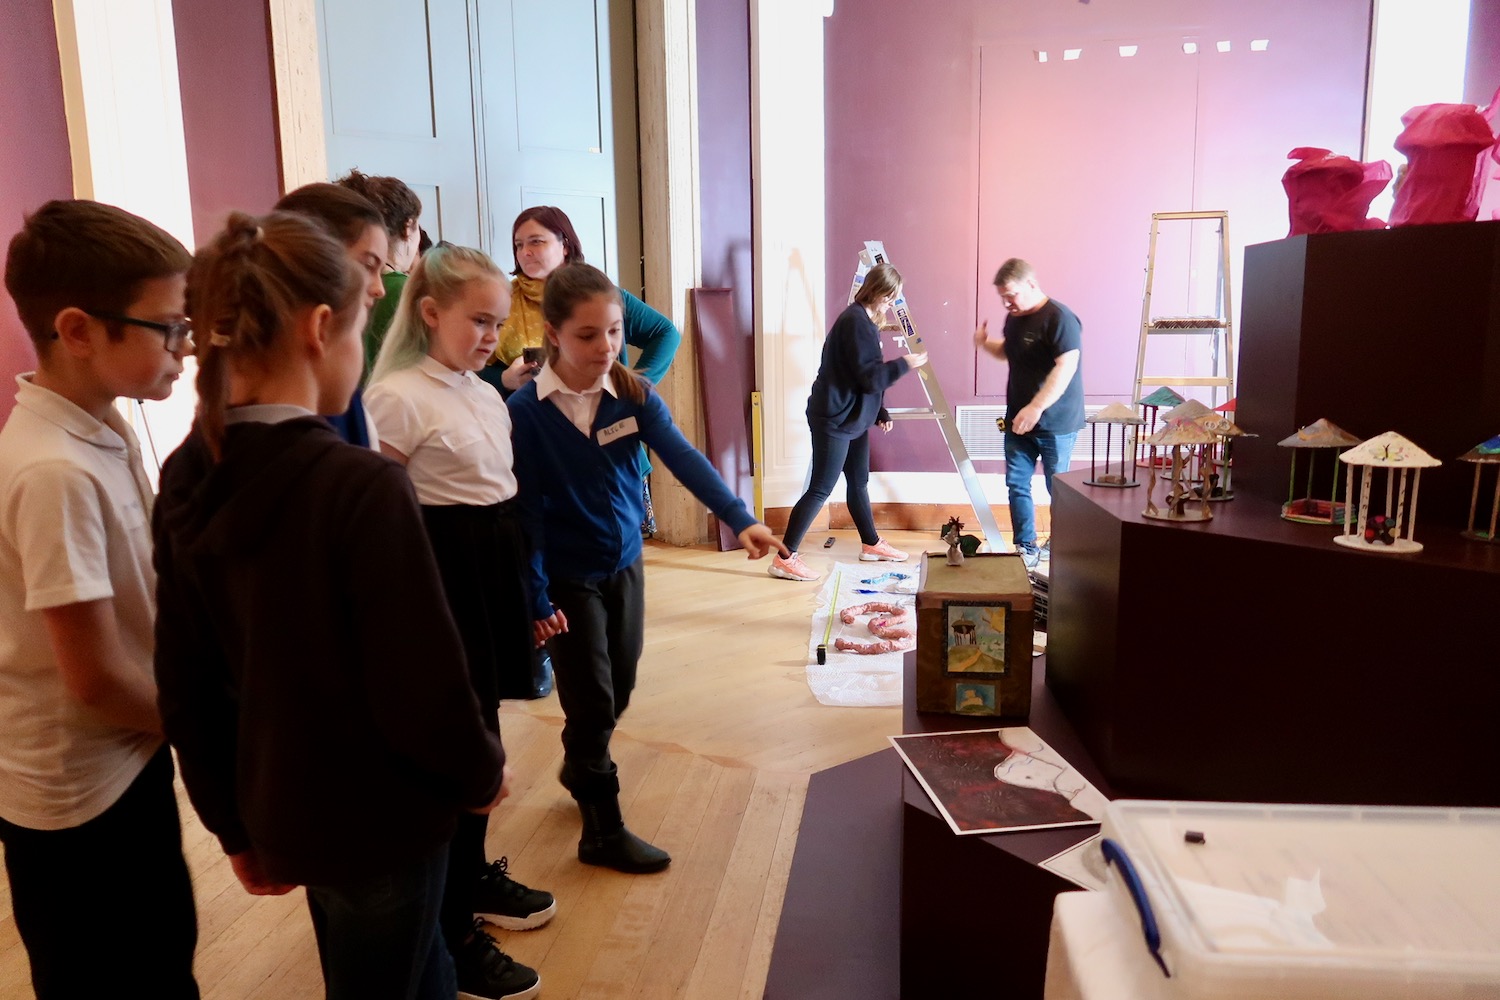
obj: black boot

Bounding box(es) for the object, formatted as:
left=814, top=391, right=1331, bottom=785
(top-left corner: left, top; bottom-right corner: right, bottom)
left=528, top=648, right=553, bottom=699
left=577, top=795, right=671, bottom=874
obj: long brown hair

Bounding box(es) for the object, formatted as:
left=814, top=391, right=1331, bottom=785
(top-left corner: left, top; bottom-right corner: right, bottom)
left=187, top=211, right=363, bottom=458
left=541, top=262, right=645, bottom=404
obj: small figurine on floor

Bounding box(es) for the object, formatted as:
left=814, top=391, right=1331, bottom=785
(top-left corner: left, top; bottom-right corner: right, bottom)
left=942, top=516, right=966, bottom=566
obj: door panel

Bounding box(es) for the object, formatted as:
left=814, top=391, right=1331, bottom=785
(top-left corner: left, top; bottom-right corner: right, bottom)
left=477, top=0, right=620, bottom=280
left=317, top=0, right=480, bottom=245
left=317, top=0, right=635, bottom=279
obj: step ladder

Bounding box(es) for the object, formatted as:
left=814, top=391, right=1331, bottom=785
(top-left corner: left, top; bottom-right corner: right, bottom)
left=850, top=241, right=1005, bottom=548
left=1132, top=211, right=1236, bottom=408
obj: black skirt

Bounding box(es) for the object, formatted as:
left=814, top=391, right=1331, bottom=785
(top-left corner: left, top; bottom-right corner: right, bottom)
left=420, top=498, right=535, bottom=716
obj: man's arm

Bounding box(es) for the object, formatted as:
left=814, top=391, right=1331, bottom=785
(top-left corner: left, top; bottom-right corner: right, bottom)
left=41, top=599, right=162, bottom=736
left=1010, top=349, right=1080, bottom=434
left=974, top=320, right=1006, bottom=360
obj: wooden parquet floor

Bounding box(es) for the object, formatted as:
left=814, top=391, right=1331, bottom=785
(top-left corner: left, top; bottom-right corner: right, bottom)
left=0, top=530, right=933, bottom=999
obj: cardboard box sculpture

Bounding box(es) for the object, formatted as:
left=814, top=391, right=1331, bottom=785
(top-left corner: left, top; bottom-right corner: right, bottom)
left=915, top=553, right=1034, bottom=719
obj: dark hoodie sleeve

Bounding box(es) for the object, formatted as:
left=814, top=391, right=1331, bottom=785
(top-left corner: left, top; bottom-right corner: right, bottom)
left=843, top=308, right=910, bottom=396
left=153, top=445, right=252, bottom=857
left=343, top=462, right=505, bottom=810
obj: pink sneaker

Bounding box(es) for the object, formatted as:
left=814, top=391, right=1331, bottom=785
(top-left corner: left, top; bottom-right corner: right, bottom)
left=859, top=538, right=908, bottom=562
left=768, top=552, right=820, bottom=581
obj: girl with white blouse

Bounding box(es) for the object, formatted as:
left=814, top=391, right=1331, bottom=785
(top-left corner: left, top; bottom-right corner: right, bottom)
left=365, top=244, right=553, bottom=1000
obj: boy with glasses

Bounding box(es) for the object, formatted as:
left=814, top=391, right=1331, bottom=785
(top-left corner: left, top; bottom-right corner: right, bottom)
left=0, top=199, right=199, bottom=998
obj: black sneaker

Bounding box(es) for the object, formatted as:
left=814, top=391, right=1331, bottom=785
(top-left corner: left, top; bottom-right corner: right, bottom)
left=474, top=858, right=557, bottom=931
left=456, top=920, right=541, bottom=1000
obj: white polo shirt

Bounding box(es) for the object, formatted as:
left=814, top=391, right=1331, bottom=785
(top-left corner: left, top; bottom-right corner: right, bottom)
left=0, top=375, right=162, bottom=830
left=535, top=364, right=617, bottom=438
left=365, top=355, right=519, bottom=506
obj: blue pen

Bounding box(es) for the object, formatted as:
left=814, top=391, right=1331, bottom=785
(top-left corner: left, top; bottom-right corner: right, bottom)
left=1101, top=838, right=1171, bottom=978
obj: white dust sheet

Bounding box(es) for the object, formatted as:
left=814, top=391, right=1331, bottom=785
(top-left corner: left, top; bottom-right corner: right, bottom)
left=804, top=562, right=917, bottom=707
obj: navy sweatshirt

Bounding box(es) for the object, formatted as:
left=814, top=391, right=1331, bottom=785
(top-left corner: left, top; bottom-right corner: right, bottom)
left=806, top=302, right=911, bottom=439
left=508, top=378, right=757, bottom=620
left=153, top=417, right=504, bottom=886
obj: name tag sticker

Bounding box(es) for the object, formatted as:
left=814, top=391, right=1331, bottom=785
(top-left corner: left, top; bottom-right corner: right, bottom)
left=597, top=416, right=639, bottom=446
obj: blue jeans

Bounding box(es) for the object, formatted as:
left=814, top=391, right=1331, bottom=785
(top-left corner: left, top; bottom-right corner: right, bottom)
left=782, top=429, right=878, bottom=553
left=1004, top=430, right=1078, bottom=549
left=306, top=841, right=455, bottom=1000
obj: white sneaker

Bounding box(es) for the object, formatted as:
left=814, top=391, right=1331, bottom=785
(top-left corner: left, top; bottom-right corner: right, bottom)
left=768, top=552, right=820, bottom=581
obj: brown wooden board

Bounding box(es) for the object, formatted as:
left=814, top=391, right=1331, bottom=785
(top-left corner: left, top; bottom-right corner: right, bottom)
left=690, top=287, right=755, bottom=551
left=915, top=552, right=1034, bottom=718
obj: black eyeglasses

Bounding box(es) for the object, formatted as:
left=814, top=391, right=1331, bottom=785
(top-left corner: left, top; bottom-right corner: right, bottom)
left=83, top=310, right=194, bottom=353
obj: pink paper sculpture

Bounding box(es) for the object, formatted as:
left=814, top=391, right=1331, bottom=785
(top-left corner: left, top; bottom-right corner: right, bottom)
left=1282, top=147, right=1391, bottom=236
left=1389, top=102, right=1497, bottom=226
left=1472, top=87, right=1500, bottom=222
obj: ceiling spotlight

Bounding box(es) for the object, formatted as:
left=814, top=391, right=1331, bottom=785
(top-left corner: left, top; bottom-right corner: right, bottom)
left=1063, top=48, right=1082, bottom=61
left=1250, top=38, right=1269, bottom=51
left=1118, top=45, right=1138, bottom=57
left=1035, top=49, right=1049, bottom=63
left=1216, top=40, right=1231, bottom=53
left=1182, top=41, right=1198, bottom=54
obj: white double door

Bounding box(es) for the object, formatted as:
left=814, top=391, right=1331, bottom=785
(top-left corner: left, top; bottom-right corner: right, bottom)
left=316, top=0, right=639, bottom=288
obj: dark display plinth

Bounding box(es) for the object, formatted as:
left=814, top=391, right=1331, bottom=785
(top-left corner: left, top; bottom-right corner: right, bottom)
left=1047, top=471, right=1500, bottom=807
left=899, top=652, right=1110, bottom=1000
left=1234, top=221, right=1500, bottom=531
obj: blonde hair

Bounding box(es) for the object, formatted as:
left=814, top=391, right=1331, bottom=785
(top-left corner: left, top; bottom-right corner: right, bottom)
left=188, top=211, right=362, bottom=459
left=541, top=263, right=646, bottom=404
left=369, top=243, right=505, bottom=384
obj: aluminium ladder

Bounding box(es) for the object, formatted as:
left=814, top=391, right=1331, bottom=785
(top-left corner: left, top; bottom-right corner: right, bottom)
left=849, top=241, right=1005, bottom=548
left=1132, top=210, right=1236, bottom=408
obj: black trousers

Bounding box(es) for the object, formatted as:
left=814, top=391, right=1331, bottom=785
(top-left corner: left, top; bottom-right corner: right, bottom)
left=547, top=559, right=646, bottom=802
left=0, top=746, right=199, bottom=999
left=421, top=499, right=535, bottom=709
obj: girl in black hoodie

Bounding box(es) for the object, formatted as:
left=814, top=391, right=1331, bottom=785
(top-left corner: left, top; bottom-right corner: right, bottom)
left=152, top=211, right=510, bottom=1000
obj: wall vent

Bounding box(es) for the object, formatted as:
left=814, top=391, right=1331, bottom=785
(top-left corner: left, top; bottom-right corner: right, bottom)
left=954, top=404, right=1113, bottom=463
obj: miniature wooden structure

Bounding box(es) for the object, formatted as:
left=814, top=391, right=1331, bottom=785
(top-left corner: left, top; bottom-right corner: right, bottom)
left=915, top=553, right=1034, bottom=718
left=1193, top=412, right=1246, bottom=501
left=1084, top=402, right=1144, bottom=488
left=1460, top=434, right=1500, bottom=543
left=1141, top=417, right=1217, bottom=521
left=1134, top=386, right=1185, bottom=470
left=1277, top=418, right=1361, bottom=523
left=1159, top=399, right=1214, bottom=483
left=1335, top=431, right=1440, bottom=554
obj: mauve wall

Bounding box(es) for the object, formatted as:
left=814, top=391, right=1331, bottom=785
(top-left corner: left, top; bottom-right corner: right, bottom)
left=172, top=0, right=283, bottom=245
left=0, top=4, right=74, bottom=422
left=697, top=0, right=754, bottom=340
left=826, top=0, right=1372, bottom=474
left=1468, top=0, right=1500, bottom=106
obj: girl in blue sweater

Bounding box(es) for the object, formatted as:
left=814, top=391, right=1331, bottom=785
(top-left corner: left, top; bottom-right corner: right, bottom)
left=507, top=263, right=786, bottom=873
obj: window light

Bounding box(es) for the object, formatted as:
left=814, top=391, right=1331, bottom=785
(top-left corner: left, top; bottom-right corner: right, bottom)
left=1063, top=48, right=1082, bottom=61
left=1118, top=45, right=1138, bottom=57
left=1182, top=41, right=1198, bottom=54
left=1035, top=49, right=1049, bottom=63
left=1250, top=38, right=1269, bottom=51
left=1216, top=40, right=1232, bottom=53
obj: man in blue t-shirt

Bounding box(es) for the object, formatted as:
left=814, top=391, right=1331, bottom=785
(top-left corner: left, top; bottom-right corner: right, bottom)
left=974, top=259, right=1084, bottom=565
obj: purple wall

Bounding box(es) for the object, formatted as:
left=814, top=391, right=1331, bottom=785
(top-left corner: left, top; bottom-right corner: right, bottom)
left=696, top=0, right=756, bottom=545
left=826, top=0, right=1372, bottom=474
left=172, top=0, right=283, bottom=245
left=0, top=4, right=74, bottom=421
left=696, top=0, right=754, bottom=340
left=1468, top=0, right=1500, bottom=107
